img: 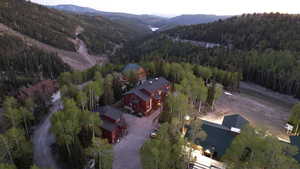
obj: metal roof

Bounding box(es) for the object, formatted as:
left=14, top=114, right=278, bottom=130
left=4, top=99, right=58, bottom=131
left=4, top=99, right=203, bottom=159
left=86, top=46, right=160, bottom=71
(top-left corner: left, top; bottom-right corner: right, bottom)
left=101, top=121, right=118, bottom=132
left=123, top=63, right=142, bottom=72
left=95, top=106, right=124, bottom=121
left=139, top=77, right=169, bottom=93
left=125, top=77, right=170, bottom=101
left=222, top=114, right=249, bottom=129
left=126, top=89, right=151, bottom=101
left=186, top=115, right=249, bottom=160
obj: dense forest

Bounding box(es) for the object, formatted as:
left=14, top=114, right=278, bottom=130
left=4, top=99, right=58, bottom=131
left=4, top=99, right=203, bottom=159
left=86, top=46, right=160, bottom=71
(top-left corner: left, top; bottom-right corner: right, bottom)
left=166, top=13, right=300, bottom=51
left=0, top=34, right=70, bottom=102
left=115, top=13, right=300, bottom=98
left=77, top=15, right=138, bottom=55
left=0, top=0, right=79, bottom=51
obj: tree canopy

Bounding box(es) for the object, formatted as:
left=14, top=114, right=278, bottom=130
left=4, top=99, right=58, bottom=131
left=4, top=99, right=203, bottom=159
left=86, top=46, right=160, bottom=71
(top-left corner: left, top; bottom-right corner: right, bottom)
left=222, top=126, right=300, bottom=169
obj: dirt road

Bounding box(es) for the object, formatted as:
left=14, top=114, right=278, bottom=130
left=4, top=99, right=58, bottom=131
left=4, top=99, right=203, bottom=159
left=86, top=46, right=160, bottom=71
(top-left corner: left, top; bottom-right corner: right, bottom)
left=0, top=24, right=107, bottom=70
left=202, top=82, right=299, bottom=141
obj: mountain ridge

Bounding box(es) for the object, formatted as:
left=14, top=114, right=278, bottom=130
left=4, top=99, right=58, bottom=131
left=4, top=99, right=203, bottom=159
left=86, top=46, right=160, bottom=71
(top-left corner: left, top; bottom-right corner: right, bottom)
left=49, top=4, right=231, bottom=30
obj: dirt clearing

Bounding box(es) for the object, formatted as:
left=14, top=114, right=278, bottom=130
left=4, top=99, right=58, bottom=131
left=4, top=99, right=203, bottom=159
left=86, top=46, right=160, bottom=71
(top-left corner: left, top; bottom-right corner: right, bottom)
left=202, top=82, right=299, bottom=141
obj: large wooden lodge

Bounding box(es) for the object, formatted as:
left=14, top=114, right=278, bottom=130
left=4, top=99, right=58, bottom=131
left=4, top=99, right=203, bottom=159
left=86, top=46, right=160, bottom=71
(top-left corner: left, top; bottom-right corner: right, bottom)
left=95, top=64, right=170, bottom=143
left=123, top=77, right=170, bottom=116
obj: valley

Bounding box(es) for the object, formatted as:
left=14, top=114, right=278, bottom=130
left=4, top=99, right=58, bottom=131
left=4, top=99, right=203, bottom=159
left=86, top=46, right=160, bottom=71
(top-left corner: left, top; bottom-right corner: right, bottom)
left=49, top=5, right=230, bottom=32
left=1, top=1, right=300, bottom=169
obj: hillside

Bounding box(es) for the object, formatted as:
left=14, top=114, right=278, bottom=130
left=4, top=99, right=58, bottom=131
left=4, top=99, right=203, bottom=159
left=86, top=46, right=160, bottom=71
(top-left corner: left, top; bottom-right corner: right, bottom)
left=0, top=32, right=70, bottom=98
left=116, top=14, right=300, bottom=99
left=0, top=0, right=143, bottom=99
left=166, top=13, right=300, bottom=51
left=154, top=14, right=230, bottom=31
left=0, top=0, right=79, bottom=51
left=0, top=0, right=141, bottom=56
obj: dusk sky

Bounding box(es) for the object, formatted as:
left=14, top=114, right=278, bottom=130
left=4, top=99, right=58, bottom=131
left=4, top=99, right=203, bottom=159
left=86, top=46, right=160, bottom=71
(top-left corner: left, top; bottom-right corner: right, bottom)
left=31, top=0, right=299, bottom=17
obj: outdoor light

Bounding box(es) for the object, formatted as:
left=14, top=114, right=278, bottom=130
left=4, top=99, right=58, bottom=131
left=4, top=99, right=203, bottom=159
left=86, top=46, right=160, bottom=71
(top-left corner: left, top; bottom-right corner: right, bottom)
left=185, top=115, right=191, bottom=121
left=205, top=149, right=211, bottom=154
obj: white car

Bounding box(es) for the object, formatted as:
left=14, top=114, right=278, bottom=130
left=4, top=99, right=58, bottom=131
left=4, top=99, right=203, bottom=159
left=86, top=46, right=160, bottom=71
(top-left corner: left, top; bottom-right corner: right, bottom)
left=85, top=159, right=95, bottom=169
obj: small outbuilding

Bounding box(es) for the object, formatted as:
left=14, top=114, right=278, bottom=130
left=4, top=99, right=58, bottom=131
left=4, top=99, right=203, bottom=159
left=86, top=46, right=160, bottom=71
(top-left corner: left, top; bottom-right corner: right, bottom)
left=95, top=106, right=127, bottom=144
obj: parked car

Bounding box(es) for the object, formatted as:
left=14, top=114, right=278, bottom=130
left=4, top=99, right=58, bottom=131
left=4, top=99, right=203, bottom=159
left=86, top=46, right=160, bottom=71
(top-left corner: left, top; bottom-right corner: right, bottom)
left=84, top=159, right=95, bottom=169
left=150, top=131, right=157, bottom=138
left=150, top=128, right=159, bottom=138
left=136, top=112, right=143, bottom=117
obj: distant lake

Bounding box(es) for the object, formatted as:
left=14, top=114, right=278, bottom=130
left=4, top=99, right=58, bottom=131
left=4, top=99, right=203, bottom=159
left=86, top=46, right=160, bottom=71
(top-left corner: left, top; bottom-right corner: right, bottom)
left=149, top=26, right=159, bottom=32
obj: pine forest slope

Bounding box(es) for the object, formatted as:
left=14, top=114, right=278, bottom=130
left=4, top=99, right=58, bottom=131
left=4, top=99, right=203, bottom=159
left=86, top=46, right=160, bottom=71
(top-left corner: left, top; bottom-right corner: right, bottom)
left=0, top=31, right=70, bottom=97
left=0, top=0, right=140, bottom=55
left=154, top=14, right=230, bottom=31
left=166, top=13, right=300, bottom=51
left=0, top=0, right=143, bottom=98
left=116, top=13, right=300, bottom=98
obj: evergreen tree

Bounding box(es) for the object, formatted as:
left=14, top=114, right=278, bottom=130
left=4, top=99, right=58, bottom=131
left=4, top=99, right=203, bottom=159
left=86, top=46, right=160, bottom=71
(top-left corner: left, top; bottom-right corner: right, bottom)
left=103, top=74, right=115, bottom=105
left=222, top=126, right=300, bottom=169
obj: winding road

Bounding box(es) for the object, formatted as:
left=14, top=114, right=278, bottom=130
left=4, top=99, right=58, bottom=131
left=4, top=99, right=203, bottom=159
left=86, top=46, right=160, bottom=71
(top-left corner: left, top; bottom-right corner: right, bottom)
left=31, top=26, right=101, bottom=169
left=33, top=100, right=62, bottom=169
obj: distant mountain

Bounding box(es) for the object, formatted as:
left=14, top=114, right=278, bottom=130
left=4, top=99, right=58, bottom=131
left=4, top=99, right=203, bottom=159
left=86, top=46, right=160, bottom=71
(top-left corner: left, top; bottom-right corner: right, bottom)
left=48, top=4, right=164, bottom=23
left=49, top=5, right=231, bottom=31
left=48, top=4, right=100, bottom=13
left=48, top=4, right=166, bottom=32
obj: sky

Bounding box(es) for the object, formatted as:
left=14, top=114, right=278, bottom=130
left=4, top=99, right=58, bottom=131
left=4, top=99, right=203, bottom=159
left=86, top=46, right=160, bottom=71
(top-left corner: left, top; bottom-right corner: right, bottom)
left=31, top=0, right=300, bottom=17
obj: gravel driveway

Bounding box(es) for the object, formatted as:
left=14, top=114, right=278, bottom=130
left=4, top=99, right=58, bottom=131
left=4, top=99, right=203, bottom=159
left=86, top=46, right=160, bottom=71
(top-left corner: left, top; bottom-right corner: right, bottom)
left=113, top=109, right=161, bottom=169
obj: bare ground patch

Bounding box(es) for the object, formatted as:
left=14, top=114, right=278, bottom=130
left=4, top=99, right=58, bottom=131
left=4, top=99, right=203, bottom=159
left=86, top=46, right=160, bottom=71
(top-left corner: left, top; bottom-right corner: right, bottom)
left=0, top=23, right=107, bottom=70
left=201, top=82, right=299, bottom=141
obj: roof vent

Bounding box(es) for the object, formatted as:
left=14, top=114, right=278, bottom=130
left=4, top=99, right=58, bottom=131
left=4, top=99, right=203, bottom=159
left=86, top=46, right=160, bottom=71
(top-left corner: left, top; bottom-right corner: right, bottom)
left=149, top=81, right=153, bottom=84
